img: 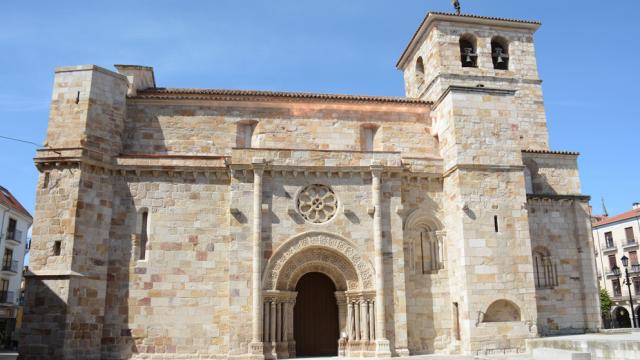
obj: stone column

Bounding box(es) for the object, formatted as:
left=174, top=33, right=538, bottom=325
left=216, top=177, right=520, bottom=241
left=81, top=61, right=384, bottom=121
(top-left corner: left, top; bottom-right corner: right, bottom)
left=249, top=158, right=266, bottom=357
left=347, top=301, right=354, bottom=340
left=335, top=292, right=348, bottom=338
left=263, top=302, right=270, bottom=342
left=270, top=301, right=277, bottom=344
left=369, top=300, right=376, bottom=342
left=363, top=300, right=370, bottom=341
left=355, top=301, right=361, bottom=340
left=371, top=165, right=391, bottom=356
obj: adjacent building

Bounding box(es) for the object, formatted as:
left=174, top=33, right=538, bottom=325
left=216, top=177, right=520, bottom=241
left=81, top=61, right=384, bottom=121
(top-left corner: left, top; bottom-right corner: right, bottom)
left=21, top=10, right=600, bottom=360
left=0, top=186, right=31, bottom=348
left=593, top=203, right=640, bottom=328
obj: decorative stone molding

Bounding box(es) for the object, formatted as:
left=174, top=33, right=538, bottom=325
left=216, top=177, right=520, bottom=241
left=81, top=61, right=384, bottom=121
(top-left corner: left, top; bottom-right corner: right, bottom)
left=296, top=184, right=338, bottom=224
left=263, top=232, right=375, bottom=291
left=284, top=258, right=355, bottom=290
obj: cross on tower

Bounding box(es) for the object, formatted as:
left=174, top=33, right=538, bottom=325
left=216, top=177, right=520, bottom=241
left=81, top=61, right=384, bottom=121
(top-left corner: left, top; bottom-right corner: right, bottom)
left=452, top=0, right=461, bottom=15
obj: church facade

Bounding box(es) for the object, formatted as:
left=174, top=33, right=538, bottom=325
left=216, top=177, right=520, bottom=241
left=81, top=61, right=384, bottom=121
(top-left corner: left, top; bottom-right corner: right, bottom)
left=21, top=11, right=600, bottom=360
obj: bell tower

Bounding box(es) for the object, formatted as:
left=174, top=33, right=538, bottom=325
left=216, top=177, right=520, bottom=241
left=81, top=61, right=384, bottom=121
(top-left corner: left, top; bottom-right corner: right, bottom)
left=397, top=12, right=548, bottom=151
left=397, top=12, right=549, bottom=354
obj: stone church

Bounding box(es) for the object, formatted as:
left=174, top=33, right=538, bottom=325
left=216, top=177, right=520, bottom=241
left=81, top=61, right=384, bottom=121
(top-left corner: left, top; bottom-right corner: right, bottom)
left=21, top=10, right=600, bottom=360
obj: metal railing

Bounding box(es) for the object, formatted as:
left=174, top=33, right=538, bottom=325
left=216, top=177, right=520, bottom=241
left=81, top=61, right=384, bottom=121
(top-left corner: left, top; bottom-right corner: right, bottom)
left=1, top=260, right=18, bottom=273
left=0, top=291, right=15, bottom=304
left=5, top=230, right=21, bottom=243
left=603, top=242, right=617, bottom=252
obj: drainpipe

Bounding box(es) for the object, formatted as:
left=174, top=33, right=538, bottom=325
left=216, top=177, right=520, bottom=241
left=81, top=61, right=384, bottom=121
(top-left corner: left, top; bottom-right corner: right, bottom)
left=0, top=205, right=8, bottom=242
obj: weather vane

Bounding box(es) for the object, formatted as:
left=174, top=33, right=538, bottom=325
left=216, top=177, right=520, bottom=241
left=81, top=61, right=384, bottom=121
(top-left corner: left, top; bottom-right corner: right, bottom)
left=452, top=0, right=461, bottom=15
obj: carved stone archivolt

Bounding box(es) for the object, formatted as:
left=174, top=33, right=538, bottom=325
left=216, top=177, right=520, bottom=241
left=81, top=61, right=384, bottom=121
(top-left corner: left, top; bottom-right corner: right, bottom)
left=263, top=232, right=375, bottom=291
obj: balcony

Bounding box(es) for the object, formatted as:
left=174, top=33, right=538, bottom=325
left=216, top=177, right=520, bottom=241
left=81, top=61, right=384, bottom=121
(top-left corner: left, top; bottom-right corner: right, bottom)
left=5, top=230, right=22, bottom=244
left=602, top=244, right=617, bottom=254
left=0, top=291, right=15, bottom=305
left=1, top=260, right=18, bottom=274
left=630, top=264, right=640, bottom=274
left=623, top=240, right=638, bottom=250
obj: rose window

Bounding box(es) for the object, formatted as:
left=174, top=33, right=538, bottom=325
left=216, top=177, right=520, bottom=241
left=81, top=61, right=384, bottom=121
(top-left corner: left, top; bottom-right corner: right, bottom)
left=296, top=184, right=338, bottom=223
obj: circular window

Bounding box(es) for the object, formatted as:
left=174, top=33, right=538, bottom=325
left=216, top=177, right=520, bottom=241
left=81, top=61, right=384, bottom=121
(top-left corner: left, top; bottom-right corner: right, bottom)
left=296, top=184, right=338, bottom=224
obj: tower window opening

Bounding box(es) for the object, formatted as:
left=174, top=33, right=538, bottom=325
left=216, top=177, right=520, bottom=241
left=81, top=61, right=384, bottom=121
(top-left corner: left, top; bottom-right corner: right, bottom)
left=415, top=57, right=425, bottom=83
left=494, top=215, right=499, bottom=233
left=491, top=37, right=510, bottom=70
left=459, top=35, right=478, bottom=68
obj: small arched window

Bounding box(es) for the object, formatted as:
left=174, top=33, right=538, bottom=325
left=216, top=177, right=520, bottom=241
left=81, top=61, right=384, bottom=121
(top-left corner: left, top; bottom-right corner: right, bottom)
left=459, top=34, right=478, bottom=68
left=491, top=37, right=510, bottom=70
left=415, top=57, right=425, bottom=83
left=533, top=247, right=558, bottom=289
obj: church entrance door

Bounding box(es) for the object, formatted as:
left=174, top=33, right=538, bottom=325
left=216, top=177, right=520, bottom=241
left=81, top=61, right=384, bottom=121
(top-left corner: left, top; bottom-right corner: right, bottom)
left=294, top=272, right=339, bottom=357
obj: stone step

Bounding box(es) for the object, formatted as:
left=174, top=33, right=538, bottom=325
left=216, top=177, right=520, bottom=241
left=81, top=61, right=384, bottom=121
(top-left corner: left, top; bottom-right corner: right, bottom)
left=532, top=348, right=590, bottom=360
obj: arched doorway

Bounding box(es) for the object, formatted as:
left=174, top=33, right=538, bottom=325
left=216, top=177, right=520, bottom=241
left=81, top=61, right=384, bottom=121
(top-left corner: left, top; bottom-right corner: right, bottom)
left=613, top=306, right=631, bottom=328
left=294, top=272, right=339, bottom=357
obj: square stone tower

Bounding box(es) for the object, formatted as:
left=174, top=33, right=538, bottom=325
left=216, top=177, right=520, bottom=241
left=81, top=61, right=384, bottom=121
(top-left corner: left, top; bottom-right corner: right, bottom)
left=21, top=65, right=129, bottom=359
left=397, top=12, right=598, bottom=353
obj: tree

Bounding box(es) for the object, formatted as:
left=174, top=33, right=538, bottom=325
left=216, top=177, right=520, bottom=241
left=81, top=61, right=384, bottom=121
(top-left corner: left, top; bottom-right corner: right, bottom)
left=600, top=287, right=613, bottom=328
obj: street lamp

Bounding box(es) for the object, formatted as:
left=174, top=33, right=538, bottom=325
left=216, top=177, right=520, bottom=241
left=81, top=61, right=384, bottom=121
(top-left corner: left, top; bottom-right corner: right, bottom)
left=618, top=255, right=637, bottom=328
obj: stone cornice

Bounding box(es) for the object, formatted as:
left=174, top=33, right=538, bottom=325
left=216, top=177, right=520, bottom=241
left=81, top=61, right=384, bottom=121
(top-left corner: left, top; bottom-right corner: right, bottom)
left=419, top=73, right=541, bottom=100
left=522, top=149, right=580, bottom=156
left=527, top=194, right=591, bottom=202
left=132, top=88, right=432, bottom=106
left=432, top=85, right=516, bottom=111
left=54, top=64, right=128, bottom=82
left=34, top=148, right=444, bottom=179
left=442, top=163, right=524, bottom=178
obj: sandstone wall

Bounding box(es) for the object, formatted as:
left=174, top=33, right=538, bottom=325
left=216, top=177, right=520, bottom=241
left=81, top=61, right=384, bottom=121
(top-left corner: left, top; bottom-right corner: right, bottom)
left=528, top=199, right=601, bottom=335
left=101, top=174, right=231, bottom=358
left=123, top=101, right=435, bottom=157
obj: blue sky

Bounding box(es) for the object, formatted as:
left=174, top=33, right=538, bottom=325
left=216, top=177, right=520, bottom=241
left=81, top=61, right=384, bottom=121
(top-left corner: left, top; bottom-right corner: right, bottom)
left=0, top=0, right=638, bottom=220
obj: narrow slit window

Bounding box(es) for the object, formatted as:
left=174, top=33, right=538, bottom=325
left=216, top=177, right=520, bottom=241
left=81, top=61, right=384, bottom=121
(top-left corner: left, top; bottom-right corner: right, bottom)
left=494, top=216, right=499, bottom=233
left=453, top=302, right=461, bottom=340
left=140, top=211, right=148, bottom=260
left=43, top=172, right=50, bottom=189
left=53, top=241, right=61, bottom=256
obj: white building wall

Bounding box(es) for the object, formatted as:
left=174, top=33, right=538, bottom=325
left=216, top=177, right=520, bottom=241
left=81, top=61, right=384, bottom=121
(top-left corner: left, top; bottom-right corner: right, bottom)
left=592, top=211, right=640, bottom=325
left=0, top=204, right=30, bottom=306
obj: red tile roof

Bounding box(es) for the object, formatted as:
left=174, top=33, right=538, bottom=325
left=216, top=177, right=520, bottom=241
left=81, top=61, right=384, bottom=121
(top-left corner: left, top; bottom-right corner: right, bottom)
left=593, top=208, right=640, bottom=227
left=0, top=186, right=32, bottom=219
left=134, top=88, right=431, bottom=105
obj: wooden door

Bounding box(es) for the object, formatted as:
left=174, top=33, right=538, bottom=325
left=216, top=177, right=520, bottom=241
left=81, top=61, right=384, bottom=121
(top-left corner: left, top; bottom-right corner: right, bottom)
left=294, top=272, right=339, bottom=357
